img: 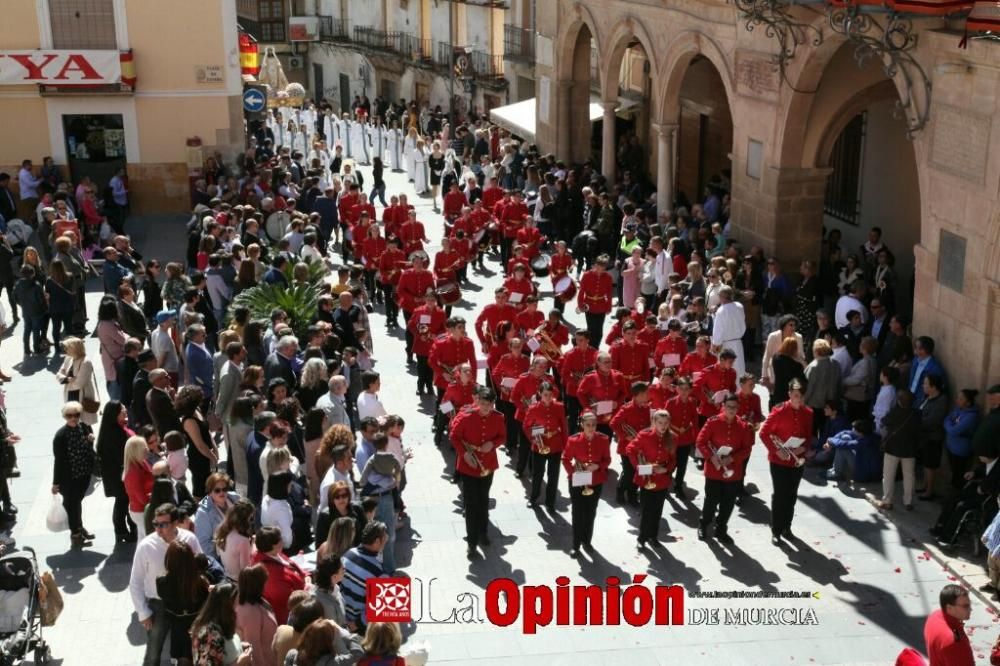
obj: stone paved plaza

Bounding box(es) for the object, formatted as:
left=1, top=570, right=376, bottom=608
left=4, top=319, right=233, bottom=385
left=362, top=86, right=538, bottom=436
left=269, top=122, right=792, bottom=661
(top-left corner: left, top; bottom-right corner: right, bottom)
left=2, top=169, right=998, bottom=665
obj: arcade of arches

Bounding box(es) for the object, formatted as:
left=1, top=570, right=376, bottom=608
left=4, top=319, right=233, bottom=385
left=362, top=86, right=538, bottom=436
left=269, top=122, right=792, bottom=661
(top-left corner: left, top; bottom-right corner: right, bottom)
left=535, top=0, right=999, bottom=395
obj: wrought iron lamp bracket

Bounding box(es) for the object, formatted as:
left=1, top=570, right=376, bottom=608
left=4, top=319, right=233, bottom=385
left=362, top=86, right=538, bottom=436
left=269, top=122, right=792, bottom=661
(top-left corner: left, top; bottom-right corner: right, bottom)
left=732, top=0, right=824, bottom=92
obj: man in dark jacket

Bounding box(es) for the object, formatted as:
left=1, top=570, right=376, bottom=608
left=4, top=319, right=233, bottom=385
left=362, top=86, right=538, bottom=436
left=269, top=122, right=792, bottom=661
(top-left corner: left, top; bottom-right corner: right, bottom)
left=0, top=233, right=17, bottom=324
left=12, top=265, right=44, bottom=354
left=146, top=369, right=181, bottom=437
left=932, top=427, right=1000, bottom=546
left=312, top=186, right=339, bottom=250
left=130, top=350, right=157, bottom=427
left=117, top=340, right=142, bottom=414
left=264, top=336, right=298, bottom=387
left=117, top=284, right=148, bottom=342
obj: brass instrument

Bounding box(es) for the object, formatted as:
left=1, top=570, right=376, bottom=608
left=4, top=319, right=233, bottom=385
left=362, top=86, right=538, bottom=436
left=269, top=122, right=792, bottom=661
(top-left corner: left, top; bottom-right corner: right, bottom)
left=536, top=329, right=563, bottom=363
left=481, top=320, right=495, bottom=350
left=462, top=439, right=491, bottom=477
left=571, top=365, right=594, bottom=383
left=710, top=444, right=735, bottom=479
left=622, top=424, right=639, bottom=440
left=638, top=452, right=657, bottom=490
left=532, top=425, right=550, bottom=455
left=417, top=323, right=431, bottom=341
left=575, top=460, right=594, bottom=496
left=772, top=435, right=805, bottom=467
left=575, top=303, right=589, bottom=314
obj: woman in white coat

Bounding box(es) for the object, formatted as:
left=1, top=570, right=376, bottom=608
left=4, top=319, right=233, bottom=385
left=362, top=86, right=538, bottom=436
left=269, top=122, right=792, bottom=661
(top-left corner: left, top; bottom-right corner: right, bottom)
left=412, top=139, right=430, bottom=194
left=404, top=127, right=418, bottom=182
left=56, top=336, right=100, bottom=426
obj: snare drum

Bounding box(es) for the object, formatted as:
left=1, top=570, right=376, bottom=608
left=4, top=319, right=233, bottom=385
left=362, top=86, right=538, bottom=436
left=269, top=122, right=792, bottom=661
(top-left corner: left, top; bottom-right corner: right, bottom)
left=554, top=276, right=577, bottom=303
left=530, top=253, right=551, bottom=278
left=436, top=281, right=461, bottom=305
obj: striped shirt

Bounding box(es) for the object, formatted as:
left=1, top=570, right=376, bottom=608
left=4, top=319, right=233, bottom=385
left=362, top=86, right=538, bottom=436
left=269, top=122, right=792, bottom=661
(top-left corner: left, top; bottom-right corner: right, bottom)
left=340, top=545, right=384, bottom=624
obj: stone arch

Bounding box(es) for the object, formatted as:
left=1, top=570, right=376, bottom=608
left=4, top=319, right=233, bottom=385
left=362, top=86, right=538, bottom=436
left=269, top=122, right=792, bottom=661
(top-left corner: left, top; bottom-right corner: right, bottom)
left=600, top=15, right=661, bottom=108
left=813, top=78, right=897, bottom=167
left=555, top=3, right=603, bottom=82
left=656, top=30, right=735, bottom=125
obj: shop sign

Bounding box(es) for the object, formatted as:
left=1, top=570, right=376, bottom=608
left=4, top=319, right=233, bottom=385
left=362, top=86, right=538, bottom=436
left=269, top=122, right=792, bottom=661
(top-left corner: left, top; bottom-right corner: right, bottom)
left=0, top=50, right=122, bottom=85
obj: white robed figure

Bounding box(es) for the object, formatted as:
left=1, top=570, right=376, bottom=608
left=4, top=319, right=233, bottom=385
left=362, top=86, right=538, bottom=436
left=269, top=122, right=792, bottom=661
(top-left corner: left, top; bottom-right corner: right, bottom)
left=711, top=288, right=747, bottom=376
left=266, top=111, right=279, bottom=145
left=403, top=128, right=418, bottom=182
left=337, top=115, right=352, bottom=158
left=387, top=125, right=403, bottom=171
left=351, top=119, right=370, bottom=165
left=412, top=139, right=430, bottom=194
left=302, top=106, right=316, bottom=138
left=293, top=125, right=308, bottom=154
left=323, top=111, right=335, bottom=145
left=368, top=123, right=386, bottom=165
left=274, top=113, right=287, bottom=149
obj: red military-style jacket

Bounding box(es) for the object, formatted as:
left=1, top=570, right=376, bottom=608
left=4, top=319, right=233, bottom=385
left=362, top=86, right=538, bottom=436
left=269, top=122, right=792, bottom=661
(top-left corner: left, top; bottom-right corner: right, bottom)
left=506, top=256, right=532, bottom=277
left=693, top=363, right=738, bottom=417
left=760, top=402, right=814, bottom=468
left=515, top=309, right=545, bottom=337
left=377, top=247, right=407, bottom=286
left=503, top=276, right=534, bottom=310
left=610, top=339, right=652, bottom=386
left=577, top=369, right=629, bottom=424
left=522, top=400, right=569, bottom=454
left=515, top=227, right=543, bottom=259
left=407, top=304, right=447, bottom=357
left=696, top=414, right=755, bottom=482
left=482, top=186, right=503, bottom=211
left=737, top=390, right=764, bottom=428
left=349, top=201, right=376, bottom=228
left=549, top=252, right=574, bottom=285
left=450, top=235, right=475, bottom=264
left=510, top=371, right=559, bottom=421
left=500, top=202, right=528, bottom=238
left=604, top=312, right=647, bottom=346
left=490, top=352, right=529, bottom=402
left=577, top=270, right=613, bottom=315
left=611, top=399, right=654, bottom=456
left=433, top=249, right=463, bottom=284
left=441, top=380, right=477, bottom=421
left=395, top=267, right=435, bottom=312
left=443, top=190, right=466, bottom=220
left=665, top=394, right=700, bottom=446
left=475, top=303, right=518, bottom=350
left=360, top=236, right=387, bottom=271
left=337, top=192, right=359, bottom=223
left=451, top=408, right=505, bottom=477
left=561, top=432, right=612, bottom=486
left=428, top=334, right=477, bottom=390
left=637, top=325, right=661, bottom=351
left=626, top=428, right=677, bottom=491
left=648, top=381, right=677, bottom=409
left=449, top=214, right=475, bottom=239
left=539, top=320, right=569, bottom=349
left=678, top=351, right=716, bottom=379
left=559, top=346, right=598, bottom=398
left=653, top=335, right=688, bottom=372
left=398, top=220, right=426, bottom=256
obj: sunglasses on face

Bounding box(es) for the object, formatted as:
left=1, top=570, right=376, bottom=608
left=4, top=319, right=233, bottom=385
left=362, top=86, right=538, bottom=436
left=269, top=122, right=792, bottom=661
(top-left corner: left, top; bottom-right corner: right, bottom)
left=333, top=493, right=350, bottom=500
left=66, top=413, right=81, bottom=419
left=152, top=521, right=173, bottom=529
left=212, top=487, right=228, bottom=494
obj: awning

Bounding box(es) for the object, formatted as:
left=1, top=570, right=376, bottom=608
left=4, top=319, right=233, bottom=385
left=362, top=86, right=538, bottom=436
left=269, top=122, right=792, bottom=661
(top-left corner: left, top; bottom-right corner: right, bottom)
left=489, top=96, right=640, bottom=144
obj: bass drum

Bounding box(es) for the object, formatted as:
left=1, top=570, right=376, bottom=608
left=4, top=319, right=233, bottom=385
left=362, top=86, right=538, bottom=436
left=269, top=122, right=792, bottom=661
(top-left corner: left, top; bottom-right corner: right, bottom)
left=554, top=276, right=577, bottom=303
left=436, top=280, right=461, bottom=305
left=530, top=253, right=551, bottom=278
left=264, top=210, right=291, bottom=243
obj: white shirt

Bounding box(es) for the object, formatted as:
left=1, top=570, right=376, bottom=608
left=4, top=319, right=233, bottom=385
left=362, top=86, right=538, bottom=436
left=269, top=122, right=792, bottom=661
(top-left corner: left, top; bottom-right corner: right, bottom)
left=356, top=391, right=387, bottom=421
left=834, top=294, right=868, bottom=329
left=654, top=250, right=670, bottom=291
left=873, top=384, right=897, bottom=435
left=129, top=528, right=201, bottom=621
left=711, top=301, right=746, bottom=344
left=150, top=327, right=179, bottom=372
left=18, top=167, right=42, bottom=200
left=261, top=496, right=294, bottom=548
left=318, top=465, right=357, bottom=512
left=832, top=346, right=853, bottom=378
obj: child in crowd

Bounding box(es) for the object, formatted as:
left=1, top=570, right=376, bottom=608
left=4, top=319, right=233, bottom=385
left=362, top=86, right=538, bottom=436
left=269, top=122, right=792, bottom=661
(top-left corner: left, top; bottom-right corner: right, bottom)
left=823, top=419, right=882, bottom=483
left=163, top=430, right=189, bottom=487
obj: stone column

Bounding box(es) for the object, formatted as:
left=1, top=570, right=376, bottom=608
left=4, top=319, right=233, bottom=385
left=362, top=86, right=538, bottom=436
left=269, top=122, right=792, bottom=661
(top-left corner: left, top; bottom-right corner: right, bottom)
left=654, top=123, right=677, bottom=216
left=557, top=80, right=573, bottom=162
left=601, top=101, right=616, bottom=183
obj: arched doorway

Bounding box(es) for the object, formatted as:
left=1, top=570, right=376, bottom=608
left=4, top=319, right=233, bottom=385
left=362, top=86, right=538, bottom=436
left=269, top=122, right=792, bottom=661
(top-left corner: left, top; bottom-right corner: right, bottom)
left=565, top=24, right=595, bottom=164
left=599, top=38, right=654, bottom=184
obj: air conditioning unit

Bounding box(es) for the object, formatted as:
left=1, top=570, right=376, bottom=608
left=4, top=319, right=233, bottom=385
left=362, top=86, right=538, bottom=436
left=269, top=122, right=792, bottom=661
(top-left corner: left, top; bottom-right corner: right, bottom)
left=288, top=56, right=304, bottom=69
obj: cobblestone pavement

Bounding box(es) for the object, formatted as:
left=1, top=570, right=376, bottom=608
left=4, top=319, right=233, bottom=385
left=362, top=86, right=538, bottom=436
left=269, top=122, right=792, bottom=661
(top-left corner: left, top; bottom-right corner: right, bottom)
left=2, top=169, right=997, bottom=665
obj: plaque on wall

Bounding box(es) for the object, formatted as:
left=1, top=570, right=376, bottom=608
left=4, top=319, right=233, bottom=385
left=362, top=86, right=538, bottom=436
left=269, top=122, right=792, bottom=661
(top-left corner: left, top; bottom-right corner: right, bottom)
left=937, top=229, right=966, bottom=294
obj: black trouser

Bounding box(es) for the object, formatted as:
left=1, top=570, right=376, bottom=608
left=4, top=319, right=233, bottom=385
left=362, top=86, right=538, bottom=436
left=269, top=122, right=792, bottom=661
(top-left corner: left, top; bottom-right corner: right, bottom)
left=530, top=451, right=561, bottom=506
left=416, top=356, right=433, bottom=393
left=701, top=479, right=740, bottom=531
left=569, top=483, right=602, bottom=548
left=553, top=294, right=566, bottom=314
left=674, top=444, right=692, bottom=489
left=516, top=428, right=532, bottom=476
left=460, top=472, right=493, bottom=548
left=500, top=237, right=513, bottom=267
left=112, top=491, right=132, bottom=536
left=381, top=284, right=398, bottom=323
left=845, top=398, right=870, bottom=422
left=51, top=312, right=72, bottom=348
left=497, top=399, right=517, bottom=451
left=947, top=451, right=971, bottom=490
left=565, top=395, right=581, bottom=435
left=61, top=474, right=90, bottom=535
left=739, top=457, right=751, bottom=495
left=364, top=270, right=379, bottom=302
left=585, top=313, right=606, bottom=348
left=617, top=454, right=637, bottom=503
left=402, top=310, right=414, bottom=358
left=457, top=265, right=468, bottom=283
left=639, top=486, right=668, bottom=542
left=769, top=463, right=804, bottom=536
left=0, top=474, right=11, bottom=510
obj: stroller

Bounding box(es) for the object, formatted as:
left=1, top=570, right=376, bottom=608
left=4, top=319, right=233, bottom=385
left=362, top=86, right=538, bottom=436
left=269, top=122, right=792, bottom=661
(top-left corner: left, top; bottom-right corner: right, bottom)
left=0, top=547, right=52, bottom=665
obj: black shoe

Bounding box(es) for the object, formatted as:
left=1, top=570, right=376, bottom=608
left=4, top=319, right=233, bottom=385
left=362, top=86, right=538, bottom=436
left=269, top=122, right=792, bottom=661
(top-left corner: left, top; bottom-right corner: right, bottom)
left=781, top=529, right=795, bottom=541
left=980, top=583, right=998, bottom=593
left=545, top=502, right=555, bottom=512
left=467, top=546, right=478, bottom=560
left=674, top=486, right=688, bottom=500
left=514, top=472, right=522, bottom=479
left=771, top=534, right=782, bottom=546
left=570, top=546, right=581, bottom=558
left=716, top=530, right=734, bottom=545
left=481, top=535, right=491, bottom=547
left=2, top=504, right=16, bottom=515
left=6, top=468, right=18, bottom=479
left=636, top=539, right=647, bottom=551
left=615, top=492, right=625, bottom=504
left=735, top=493, right=745, bottom=507
left=582, top=542, right=595, bottom=553
left=697, top=526, right=708, bottom=541
left=650, top=539, right=665, bottom=550
left=527, top=500, right=539, bottom=509
left=80, top=528, right=96, bottom=539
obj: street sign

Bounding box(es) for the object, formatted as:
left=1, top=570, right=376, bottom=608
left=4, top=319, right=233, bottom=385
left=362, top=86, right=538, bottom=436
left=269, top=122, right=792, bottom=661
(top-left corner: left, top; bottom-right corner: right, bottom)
left=243, top=87, right=266, bottom=113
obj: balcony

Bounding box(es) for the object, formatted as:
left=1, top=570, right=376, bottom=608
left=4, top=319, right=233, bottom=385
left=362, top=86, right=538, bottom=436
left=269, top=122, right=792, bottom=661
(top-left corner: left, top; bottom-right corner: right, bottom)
left=470, top=50, right=506, bottom=87
left=352, top=27, right=403, bottom=54
left=435, top=42, right=456, bottom=73
left=399, top=34, right=434, bottom=68
left=503, top=24, right=534, bottom=64
left=318, top=16, right=351, bottom=42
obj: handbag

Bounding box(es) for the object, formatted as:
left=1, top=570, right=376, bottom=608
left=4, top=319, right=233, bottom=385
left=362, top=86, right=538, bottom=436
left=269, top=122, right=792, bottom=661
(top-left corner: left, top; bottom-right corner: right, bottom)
left=81, top=366, right=101, bottom=415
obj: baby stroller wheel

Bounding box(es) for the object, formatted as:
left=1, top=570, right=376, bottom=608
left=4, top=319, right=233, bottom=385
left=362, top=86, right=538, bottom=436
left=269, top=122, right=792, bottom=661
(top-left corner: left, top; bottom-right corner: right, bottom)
left=34, top=644, right=51, bottom=664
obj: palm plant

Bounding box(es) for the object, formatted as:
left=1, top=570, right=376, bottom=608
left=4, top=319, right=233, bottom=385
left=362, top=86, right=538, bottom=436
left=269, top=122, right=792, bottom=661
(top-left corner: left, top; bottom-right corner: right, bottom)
left=231, top=281, right=322, bottom=337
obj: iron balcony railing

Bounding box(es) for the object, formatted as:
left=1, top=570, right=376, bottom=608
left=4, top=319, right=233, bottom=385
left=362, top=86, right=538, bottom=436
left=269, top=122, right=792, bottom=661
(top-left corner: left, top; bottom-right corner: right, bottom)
left=353, top=27, right=403, bottom=53
left=399, top=34, right=434, bottom=67
left=470, top=50, right=505, bottom=83
left=435, top=42, right=456, bottom=73
left=503, top=24, right=534, bottom=63
left=318, top=16, right=351, bottom=42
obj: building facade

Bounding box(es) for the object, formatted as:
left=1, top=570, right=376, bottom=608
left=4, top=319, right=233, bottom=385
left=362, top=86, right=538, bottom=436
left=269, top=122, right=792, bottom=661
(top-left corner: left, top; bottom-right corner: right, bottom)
left=0, top=0, right=244, bottom=212
left=526, top=0, right=999, bottom=395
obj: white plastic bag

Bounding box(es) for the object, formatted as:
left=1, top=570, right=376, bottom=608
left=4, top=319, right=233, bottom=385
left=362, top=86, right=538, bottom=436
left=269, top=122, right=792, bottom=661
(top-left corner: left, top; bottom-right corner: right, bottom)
left=46, top=495, right=69, bottom=532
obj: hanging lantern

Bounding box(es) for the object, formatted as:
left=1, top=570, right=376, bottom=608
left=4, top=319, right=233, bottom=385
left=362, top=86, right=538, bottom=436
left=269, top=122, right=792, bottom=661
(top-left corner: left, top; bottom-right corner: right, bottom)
left=119, top=49, right=136, bottom=88
left=239, top=31, right=260, bottom=78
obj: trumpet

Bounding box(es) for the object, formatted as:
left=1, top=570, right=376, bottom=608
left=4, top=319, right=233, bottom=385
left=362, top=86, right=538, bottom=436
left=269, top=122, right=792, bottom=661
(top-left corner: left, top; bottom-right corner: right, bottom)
left=637, top=453, right=657, bottom=490
left=710, top=445, right=735, bottom=479
left=771, top=435, right=805, bottom=467
left=462, top=439, right=491, bottom=477
left=536, top=329, right=563, bottom=362
left=532, top=426, right=550, bottom=455
left=622, top=424, right=639, bottom=440
left=481, top=320, right=495, bottom=350
left=575, top=460, right=594, bottom=496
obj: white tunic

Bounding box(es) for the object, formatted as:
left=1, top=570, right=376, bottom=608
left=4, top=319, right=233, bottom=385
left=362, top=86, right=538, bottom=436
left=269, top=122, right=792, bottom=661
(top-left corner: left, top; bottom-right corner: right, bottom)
left=369, top=125, right=386, bottom=164
left=351, top=121, right=369, bottom=165
left=404, top=135, right=417, bottom=181
left=323, top=113, right=334, bottom=145
left=413, top=146, right=429, bottom=194
left=336, top=119, right=351, bottom=156
left=710, top=301, right=747, bottom=376
left=387, top=129, right=403, bottom=171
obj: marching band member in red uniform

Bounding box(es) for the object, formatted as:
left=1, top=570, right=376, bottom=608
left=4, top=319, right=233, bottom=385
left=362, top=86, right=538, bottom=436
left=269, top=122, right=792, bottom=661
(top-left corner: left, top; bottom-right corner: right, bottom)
left=559, top=330, right=598, bottom=432
left=654, top=320, right=689, bottom=372
left=735, top=372, right=764, bottom=504
left=408, top=289, right=447, bottom=396
left=381, top=194, right=401, bottom=237
left=678, top=335, right=716, bottom=379
left=349, top=199, right=376, bottom=235
left=398, top=209, right=429, bottom=257
left=433, top=237, right=463, bottom=315
left=627, top=410, right=677, bottom=550
left=515, top=216, right=543, bottom=261
left=562, top=411, right=611, bottom=557
left=360, top=224, right=387, bottom=305
left=536, top=310, right=569, bottom=387
left=450, top=205, right=475, bottom=239
left=693, top=349, right=739, bottom=424
left=481, top=178, right=504, bottom=211
left=396, top=252, right=435, bottom=363
left=491, top=337, right=529, bottom=453
left=610, top=382, right=652, bottom=506
left=442, top=181, right=466, bottom=222
left=450, top=229, right=474, bottom=285
left=428, top=316, right=477, bottom=405
left=499, top=191, right=528, bottom=266
left=637, top=313, right=661, bottom=351
left=505, top=244, right=532, bottom=278
left=510, top=357, right=558, bottom=478
left=549, top=240, right=574, bottom=313
left=576, top=255, right=614, bottom=348
left=760, top=378, right=814, bottom=546
left=514, top=295, right=545, bottom=338
left=522, top=382, right=569, bottom=510
left=469, top=199, right=492, bottom=269
left=437, top=362, right=477, bottom=447
left=486, top=322, right=520, bottom=373
left=503, top=264, right=534, bottom=311
left=666, top=377, right=700, bottom=497
left=577, top=352, right=629, bottom=436
left=377, top=237, right=407, bottom=330
left=337, top=183, right=361, bottom=261
left=451, top=387, right=506, bottom=559
left=648, top=367, right=678, bottom=409
left=475, top=288, right=518, bottom=353
left=696, top=393, right=754, bottom=544
left=610, top=321, right=653, bottom=386
left=605, top=308, right=646, bottom=347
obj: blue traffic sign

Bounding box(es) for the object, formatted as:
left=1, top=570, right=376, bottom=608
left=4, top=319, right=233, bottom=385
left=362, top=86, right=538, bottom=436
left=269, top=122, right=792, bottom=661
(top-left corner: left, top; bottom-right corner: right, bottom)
left=243, top=88, right=266, bottom=113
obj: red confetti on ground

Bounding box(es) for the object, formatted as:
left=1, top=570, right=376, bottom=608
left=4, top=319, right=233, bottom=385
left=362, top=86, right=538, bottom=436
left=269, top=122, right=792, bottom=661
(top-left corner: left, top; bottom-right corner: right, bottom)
left=948, top=576, right=958, bottom=581
left=858, top=621, right=867, bottom=625
left=918, top=551, right=932, bottom=561
left=894, top=567, right=902, bottom=573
